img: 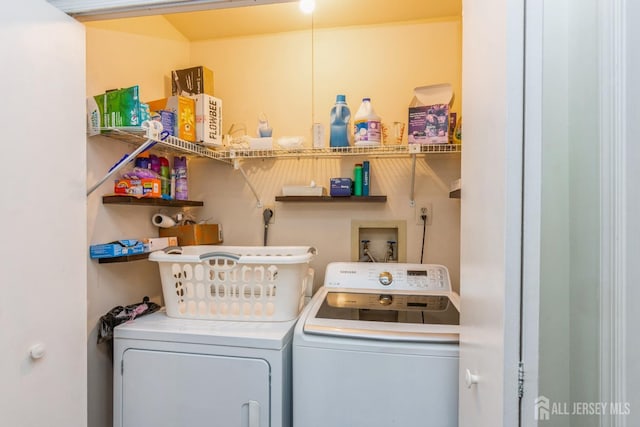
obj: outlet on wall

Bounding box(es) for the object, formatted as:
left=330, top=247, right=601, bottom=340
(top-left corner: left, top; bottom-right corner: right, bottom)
left=263, top=205, right=275, bottom=224
left=415, top=203, right=433, bottom=225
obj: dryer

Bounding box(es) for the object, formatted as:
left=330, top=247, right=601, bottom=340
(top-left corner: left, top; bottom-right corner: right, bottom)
left=113, top=311, right=296, bottom=427
left=293, top=262, right=460, bottom=427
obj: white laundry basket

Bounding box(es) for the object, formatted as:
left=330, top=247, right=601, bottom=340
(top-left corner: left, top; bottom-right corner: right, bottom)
left=149, top=245, right=316, bottom=321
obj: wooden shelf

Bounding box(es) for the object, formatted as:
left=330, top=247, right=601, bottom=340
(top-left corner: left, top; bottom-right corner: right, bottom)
left=449, top=189, right=461, bottom=199
left=275, top=195, right=387, bottom=203
left=97, top=253, right=150, bottom=264
left=102, top=195, right=204, bottom=207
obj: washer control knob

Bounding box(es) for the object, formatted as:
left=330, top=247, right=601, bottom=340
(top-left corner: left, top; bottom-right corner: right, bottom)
left=379, top=294, right=393, bottom=306
left=378, top=271, right=393, bottom=286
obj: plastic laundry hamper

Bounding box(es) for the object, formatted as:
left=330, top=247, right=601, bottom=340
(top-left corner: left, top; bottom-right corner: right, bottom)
left=149, top=245, right=316, bottom=321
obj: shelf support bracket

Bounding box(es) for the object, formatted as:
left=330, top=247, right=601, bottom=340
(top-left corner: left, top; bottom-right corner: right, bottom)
left=409, top=153, right=417, bottom=207
left=234, top=159, right=263, bottom=208
left=87, top=136, right=157, bottom=196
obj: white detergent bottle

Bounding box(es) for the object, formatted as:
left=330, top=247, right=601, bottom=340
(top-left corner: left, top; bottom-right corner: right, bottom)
left=353, top=97, right=381, bottom=146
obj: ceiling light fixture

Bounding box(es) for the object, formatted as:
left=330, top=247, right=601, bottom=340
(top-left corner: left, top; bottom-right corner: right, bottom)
left=299, top=0, right=315, bottom=14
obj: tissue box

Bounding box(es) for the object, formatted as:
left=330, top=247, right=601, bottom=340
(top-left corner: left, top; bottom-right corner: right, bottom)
left=330, top=178, right=353, bottom=197
left=90, top=239, right=145, bottom=259
left=147, top=96, right=196, bottom=142
left=114, top=178, right=161, bottom=198
left=171, top=66, right=214, bottom=96
left=408, top=83, right=453, bottom=144
left=249, top=137, right=273, bottom=150
left=159, top=224, right=223, bottom=246
left=189, top=94, right=223, bottom=147
left=87, top=85, right=143, bottom=135
left=282, top=185, right=325, bottom=196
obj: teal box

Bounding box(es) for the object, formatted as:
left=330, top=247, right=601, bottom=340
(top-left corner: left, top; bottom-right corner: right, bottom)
left=90, top=240, right=145, bottom=259
left=87, top=85, right=142, bottom=134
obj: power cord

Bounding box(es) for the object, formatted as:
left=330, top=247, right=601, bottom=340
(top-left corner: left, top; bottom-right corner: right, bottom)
left=263, top=208, right=273, bottom=246
left=420, top=212, right=427, bottom=263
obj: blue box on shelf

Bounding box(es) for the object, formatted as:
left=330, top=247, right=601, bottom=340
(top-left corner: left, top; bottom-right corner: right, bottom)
left=330, top=178, right=353, bottom=197
left=89, top=239, right=145, bottom=259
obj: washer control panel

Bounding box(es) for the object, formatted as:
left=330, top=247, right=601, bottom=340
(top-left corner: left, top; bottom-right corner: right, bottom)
left=324, top=262, right=451, bottom=292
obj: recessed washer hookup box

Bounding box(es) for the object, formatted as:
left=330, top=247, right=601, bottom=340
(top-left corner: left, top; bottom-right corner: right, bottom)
left=330, top=178, right=353, bottom=196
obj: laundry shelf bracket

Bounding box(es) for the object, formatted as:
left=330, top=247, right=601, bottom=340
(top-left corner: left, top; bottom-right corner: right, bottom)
left=409, top=153, right=417, bottom=207
left=234, top=159, right=263, bottom=208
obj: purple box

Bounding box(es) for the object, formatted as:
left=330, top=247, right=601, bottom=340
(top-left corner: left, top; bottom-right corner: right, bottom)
left=151, top=110, right=175, bottom=136
left=330, top=178, right=352, bottom=196
left=408, top=84, right=453, bottom=145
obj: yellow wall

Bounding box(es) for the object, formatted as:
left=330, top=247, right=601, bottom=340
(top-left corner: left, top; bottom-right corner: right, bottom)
left=85, top=17, right=461, bottom=427
left=189, top=19, right=461, bottom=142
left=85, top=16, right=190, bottom=427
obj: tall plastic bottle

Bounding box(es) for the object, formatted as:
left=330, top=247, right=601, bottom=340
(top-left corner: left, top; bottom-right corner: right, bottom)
left=353, top=163, right=363, bottom=196
left=160, top=156, right=170, bottom=197
left=174, top=156, right=188, bottom=200
left=329, top=94, right=351, bottom=148
left=354, top=97, right=381, bottom=146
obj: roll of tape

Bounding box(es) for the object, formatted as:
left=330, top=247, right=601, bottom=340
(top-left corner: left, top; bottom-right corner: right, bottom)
left=152, top=213, right=176, bottom=228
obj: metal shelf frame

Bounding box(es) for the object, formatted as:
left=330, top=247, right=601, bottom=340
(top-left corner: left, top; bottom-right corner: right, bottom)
left=97, top=126, right=461, bottom=161
left=90, top=125, right=461, bottom=206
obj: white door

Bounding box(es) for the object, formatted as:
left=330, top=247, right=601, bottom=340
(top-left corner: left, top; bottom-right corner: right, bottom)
left=121, top=350, right=270, bottom=427
left=0, top=1, right=86, bottom=427
left=458, top=0, right=525, bottom=425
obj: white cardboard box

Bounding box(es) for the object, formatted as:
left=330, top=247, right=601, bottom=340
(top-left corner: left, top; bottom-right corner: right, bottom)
left=143, top=236, right=178, bottom=252
left=189, top=94, right=223, bottom=147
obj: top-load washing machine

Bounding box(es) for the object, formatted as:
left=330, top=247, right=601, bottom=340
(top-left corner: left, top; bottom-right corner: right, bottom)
left=293, top=262, right=460, bottom=427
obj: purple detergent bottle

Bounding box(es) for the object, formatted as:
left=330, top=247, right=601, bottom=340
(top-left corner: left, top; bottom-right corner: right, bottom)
left=174, top=156, right=188, bottom=200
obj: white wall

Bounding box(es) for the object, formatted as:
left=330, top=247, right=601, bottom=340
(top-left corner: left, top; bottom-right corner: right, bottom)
left=0, top=1, right=87, bottom=426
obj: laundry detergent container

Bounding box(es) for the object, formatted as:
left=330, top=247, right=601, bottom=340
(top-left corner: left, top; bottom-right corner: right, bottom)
left=149, top=245, right=316, bottom=321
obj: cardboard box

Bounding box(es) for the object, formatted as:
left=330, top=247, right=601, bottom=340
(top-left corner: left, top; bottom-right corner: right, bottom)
left=408, top=84, right=453, bottom=144
left=114, top=178, right=161, bottom=198
left=171, top=66, right=214, bottom=96
left=90, top=239, right=145, bottom=259
left=189, top=94, right=223, bottom=147
left=330, top=178, right=353, bottom=197
left=87, top=85, right=146, bottom=135
left=147, top=96, right=196, bottom=142
left=159, top=224, right=223, bottom=246
left=143, top=236, right=178, bottom=252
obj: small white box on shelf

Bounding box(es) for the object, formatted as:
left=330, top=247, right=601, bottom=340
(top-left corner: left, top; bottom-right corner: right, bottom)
left=282, top=185, right=325, bottom=196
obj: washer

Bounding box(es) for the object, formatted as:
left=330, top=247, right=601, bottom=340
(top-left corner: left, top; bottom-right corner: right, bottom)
left=293, top=262, right=460, bottom=427
left=113, top=311, right=296, bottom=427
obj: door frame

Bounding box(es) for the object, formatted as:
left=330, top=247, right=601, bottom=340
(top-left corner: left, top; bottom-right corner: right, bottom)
left=598, top=0, right=627, bottom=425
left=520, top=1, right=629, bottom=426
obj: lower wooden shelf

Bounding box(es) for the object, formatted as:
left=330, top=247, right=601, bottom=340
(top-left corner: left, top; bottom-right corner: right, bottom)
left=102, top=195, right=204, bottom=207
left=97, top=253, right=150, bottom=264
left=275, top=195, right=387, bottom=203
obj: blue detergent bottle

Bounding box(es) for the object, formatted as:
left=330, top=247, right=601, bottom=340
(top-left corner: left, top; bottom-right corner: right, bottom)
left=329, top=94, right=351, bottom=148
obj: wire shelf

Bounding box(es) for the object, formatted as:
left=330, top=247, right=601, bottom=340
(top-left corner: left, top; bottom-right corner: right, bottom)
left=95, top=127, right=461, bottom=163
